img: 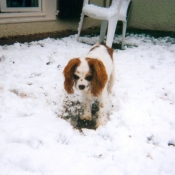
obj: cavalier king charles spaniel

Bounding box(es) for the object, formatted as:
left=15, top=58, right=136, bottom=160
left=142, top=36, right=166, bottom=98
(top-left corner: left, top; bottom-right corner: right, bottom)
left=63, top=43, right=115, bottom=128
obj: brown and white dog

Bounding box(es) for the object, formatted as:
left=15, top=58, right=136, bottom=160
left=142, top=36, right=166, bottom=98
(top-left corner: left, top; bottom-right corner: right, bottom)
left=63, top=43, right=115, bottom=128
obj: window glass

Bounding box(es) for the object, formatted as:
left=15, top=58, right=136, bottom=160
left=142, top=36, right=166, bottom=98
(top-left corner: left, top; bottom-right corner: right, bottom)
left=6, top=0, right=39, bottom=8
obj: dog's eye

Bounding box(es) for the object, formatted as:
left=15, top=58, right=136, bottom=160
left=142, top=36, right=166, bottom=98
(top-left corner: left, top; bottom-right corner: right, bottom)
left=85, top=75, right=92, bottom=81
left=73, top=74, right=79, bottom=80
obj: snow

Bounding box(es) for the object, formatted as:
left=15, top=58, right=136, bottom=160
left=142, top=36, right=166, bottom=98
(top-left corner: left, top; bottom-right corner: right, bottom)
left=83, top=4, right=118, bottom=19
left=0, top=34, right=175, bottom=175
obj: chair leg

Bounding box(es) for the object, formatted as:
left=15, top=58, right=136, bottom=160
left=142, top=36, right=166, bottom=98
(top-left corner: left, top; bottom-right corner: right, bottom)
left=77, top=13, right=84, bottom=41
left=106, top=17, right=118, bottom=48
left=121, top=21, right=127, bottom=49
left=99, top=20, right=108, bottom=43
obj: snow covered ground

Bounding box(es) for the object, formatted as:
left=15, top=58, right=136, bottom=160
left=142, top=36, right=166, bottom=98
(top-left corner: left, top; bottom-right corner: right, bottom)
left=0, top=34, right=175, bottom=175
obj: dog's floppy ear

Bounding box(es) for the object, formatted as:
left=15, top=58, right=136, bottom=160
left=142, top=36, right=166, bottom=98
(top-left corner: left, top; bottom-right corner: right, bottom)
left=63, top=58, right=80, bottom=94
left=87, top=58, right=108, bottom=96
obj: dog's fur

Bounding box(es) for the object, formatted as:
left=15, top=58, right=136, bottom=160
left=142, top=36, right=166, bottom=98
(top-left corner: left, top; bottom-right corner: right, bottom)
left=63, top=43, right=115, bottom=128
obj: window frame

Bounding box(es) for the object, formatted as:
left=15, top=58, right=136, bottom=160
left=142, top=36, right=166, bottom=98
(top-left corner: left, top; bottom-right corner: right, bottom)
left=0, top=0, right=57, bottom=24
left=0, top=0, right=42, bottom=12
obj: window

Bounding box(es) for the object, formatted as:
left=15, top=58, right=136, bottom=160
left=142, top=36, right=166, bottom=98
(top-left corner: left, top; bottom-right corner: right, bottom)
left=0, top=0, right=42, bottom=12
left=0, top=0, right=57, bottom=23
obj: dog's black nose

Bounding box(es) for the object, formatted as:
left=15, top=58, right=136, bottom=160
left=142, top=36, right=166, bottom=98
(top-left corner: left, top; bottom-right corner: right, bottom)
left=79, top=85, right=85, bottom=90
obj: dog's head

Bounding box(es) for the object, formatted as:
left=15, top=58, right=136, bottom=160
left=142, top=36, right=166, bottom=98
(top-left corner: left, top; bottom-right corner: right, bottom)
left=63, top=57, right=108, bottom=96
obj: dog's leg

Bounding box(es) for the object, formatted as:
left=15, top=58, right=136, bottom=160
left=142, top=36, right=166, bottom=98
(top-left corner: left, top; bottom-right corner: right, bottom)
left=80, top=92, right=92, bottom=121
left=96, top=87, right=109, bottom=128
left=108, top=66, right=115, bottom=93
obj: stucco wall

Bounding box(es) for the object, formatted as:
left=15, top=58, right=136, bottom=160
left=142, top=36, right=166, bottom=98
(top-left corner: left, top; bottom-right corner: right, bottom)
left=128, top=0, right=175, bottom=32
left=0, top=18, right=100, bottom=38
left=0, top=0, right=174, bottom=39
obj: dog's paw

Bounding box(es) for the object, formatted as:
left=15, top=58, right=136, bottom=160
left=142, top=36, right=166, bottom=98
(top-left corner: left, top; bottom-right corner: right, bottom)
left=80, top=115, right=92, bottom=121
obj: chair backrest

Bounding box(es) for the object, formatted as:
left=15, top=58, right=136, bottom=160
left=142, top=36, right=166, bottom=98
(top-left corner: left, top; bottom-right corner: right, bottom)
left=83, top=0, right=89, bottom=6
left=119, top=0, right=131, bottom=17
left=110, top=0, right=122, bottom=6
left=105, top=0, right=123, bottom=18
left=98, top=0, right=131, bottom=18
left=110, top=0, right=123, bottom=10
left=82, top=0, right=131, bottom=20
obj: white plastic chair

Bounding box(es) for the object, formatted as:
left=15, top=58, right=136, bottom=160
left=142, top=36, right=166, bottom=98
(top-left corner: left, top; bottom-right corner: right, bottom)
left=77, top=0, right=131, bottom=49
